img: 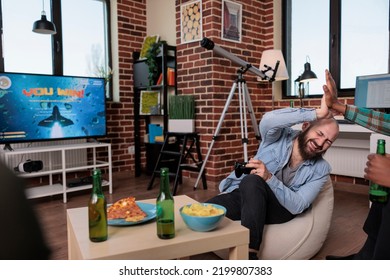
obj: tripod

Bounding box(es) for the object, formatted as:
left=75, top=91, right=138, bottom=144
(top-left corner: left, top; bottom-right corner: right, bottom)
left=194, top=68, right=261, bottom=189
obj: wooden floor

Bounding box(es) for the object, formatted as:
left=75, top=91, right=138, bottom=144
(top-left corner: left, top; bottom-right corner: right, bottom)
left=30, top=173, right=370, bottom=260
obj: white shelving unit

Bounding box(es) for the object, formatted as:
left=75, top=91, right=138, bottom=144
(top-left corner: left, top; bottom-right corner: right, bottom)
left=0, top=142, right=112, bottom=203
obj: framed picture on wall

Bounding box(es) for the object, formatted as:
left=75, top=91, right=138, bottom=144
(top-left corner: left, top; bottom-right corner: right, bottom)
left=222, top=0, right=242, bottom=43
left=140, top=91, right=160, bottom=115
left=180, top=0, right=202, bottom=44
left=139, top=35, right=160, bottom=59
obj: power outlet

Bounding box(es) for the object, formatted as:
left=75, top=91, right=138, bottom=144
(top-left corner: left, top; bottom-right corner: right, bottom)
left=128, top=146, right=135, bottom=155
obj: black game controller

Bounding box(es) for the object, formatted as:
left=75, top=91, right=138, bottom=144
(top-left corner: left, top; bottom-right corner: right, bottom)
left=234, top=162, right=255, bottom=178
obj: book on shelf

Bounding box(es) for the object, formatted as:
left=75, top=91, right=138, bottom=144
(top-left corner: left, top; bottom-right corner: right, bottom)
left=156, top=73, right=163, bottom=85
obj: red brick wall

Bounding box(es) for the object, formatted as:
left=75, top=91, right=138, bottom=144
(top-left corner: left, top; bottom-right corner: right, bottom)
left=106, top=0, right=147, bottom=174
left=108, top=0, right=361, bottom=187
left=176, top=0, right=277, bottom=185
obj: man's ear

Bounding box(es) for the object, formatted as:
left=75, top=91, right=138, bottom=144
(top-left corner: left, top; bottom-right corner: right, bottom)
left=301, top=122, right=310, bottom=131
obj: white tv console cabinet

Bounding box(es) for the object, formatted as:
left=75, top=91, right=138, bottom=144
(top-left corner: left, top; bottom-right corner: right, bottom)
left=0, top=142, right=112, bottom=203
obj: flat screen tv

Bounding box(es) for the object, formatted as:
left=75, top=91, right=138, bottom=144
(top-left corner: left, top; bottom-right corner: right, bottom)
left=354, top=73, right=390, bottom=111
left=0, top=72, right=107, bottom=146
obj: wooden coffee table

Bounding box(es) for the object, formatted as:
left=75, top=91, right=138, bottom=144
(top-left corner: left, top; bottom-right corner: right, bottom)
left=67, top=195, right=249, bottom=260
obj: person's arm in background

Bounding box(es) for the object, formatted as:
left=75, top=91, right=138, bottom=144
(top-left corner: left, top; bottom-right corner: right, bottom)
left=323, top=69, right=390, bottom=136
left=322, top=69, right=347, bottom=115
left=323, top=69, right=390, bottom=187
left=364, top=154, right=390, bottom=188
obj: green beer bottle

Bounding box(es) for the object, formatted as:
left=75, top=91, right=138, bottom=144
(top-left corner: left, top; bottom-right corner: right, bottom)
left=88, top=169, right=108, bottom=242
left=369, top=139, right=388, bottom=204
left=156, top=167, right=175, bottom=239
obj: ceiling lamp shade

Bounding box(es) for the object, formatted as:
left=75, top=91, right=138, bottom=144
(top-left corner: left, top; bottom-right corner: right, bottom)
left=32, top=1, right=56, bottom=35
left=258, top=49, right=289, bottom=82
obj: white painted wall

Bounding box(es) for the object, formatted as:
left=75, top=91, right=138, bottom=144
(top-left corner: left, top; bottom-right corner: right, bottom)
left=273, top=0, right=284, bottom=101
left=147, top=0, right=176, bottom=46
left=110, top=0, right=120, bottom=102
left=274, top=0, right=282, bottom=49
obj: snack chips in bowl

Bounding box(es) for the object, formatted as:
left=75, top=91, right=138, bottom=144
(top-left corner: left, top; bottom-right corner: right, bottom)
left=180, top=203, right=226, bottom=232
left=181, top=203, right=225, bottom=216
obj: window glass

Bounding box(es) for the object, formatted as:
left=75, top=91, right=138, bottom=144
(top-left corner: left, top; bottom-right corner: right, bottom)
left=62, top=0, right=109, bottom=78
left=284, top=0, right=389, bottom=97
left=0, top=0, right=111, bottom=98
left=288, top=0, right=329, bottom=96
left=340, top=0, right=389, bottom=88
left=2, top=0, right=53, bottom=74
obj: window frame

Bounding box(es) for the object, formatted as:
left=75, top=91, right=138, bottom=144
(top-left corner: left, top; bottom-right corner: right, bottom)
left=282, top=0, right=389, bottom=99
left=0, top=0, right=113, bottom=100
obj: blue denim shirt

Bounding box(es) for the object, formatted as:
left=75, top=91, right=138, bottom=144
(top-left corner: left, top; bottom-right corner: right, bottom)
left=218, top=108, right=332, bottom=215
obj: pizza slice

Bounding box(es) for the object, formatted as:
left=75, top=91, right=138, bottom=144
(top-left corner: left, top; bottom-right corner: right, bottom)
left=107, top=196, right=147, bottom=222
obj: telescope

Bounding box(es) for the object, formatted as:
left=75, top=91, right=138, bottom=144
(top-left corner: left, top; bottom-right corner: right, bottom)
left=201, top=37, right=276, bottom=81
left=194, top=38, right=288, bottom=189
left=194, top=38, right=267, bottom=190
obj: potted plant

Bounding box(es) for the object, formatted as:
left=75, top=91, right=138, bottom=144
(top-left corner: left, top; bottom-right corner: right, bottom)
left=168, top=95, right=195, bottom=133
left=144, top=40, right=167, bottom=87
left=95, top=65, right=113, bottom=97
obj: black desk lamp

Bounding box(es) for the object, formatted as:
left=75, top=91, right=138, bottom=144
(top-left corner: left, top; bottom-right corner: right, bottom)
left=295, top=57, right=317, bottom=107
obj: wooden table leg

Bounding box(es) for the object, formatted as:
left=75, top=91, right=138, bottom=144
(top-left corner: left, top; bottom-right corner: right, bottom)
left=228, top=244, right=248, bottom=260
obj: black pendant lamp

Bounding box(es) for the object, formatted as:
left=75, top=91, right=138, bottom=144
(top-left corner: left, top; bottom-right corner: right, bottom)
left=32, top=0, right=56, bottom=35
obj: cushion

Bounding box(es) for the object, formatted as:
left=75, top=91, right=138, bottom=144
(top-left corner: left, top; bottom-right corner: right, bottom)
left=215, top=177, right=334, bottom=259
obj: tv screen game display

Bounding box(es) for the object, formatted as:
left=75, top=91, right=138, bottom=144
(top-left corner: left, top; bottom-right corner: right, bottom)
left=0, top=72, right=107, bottom=145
